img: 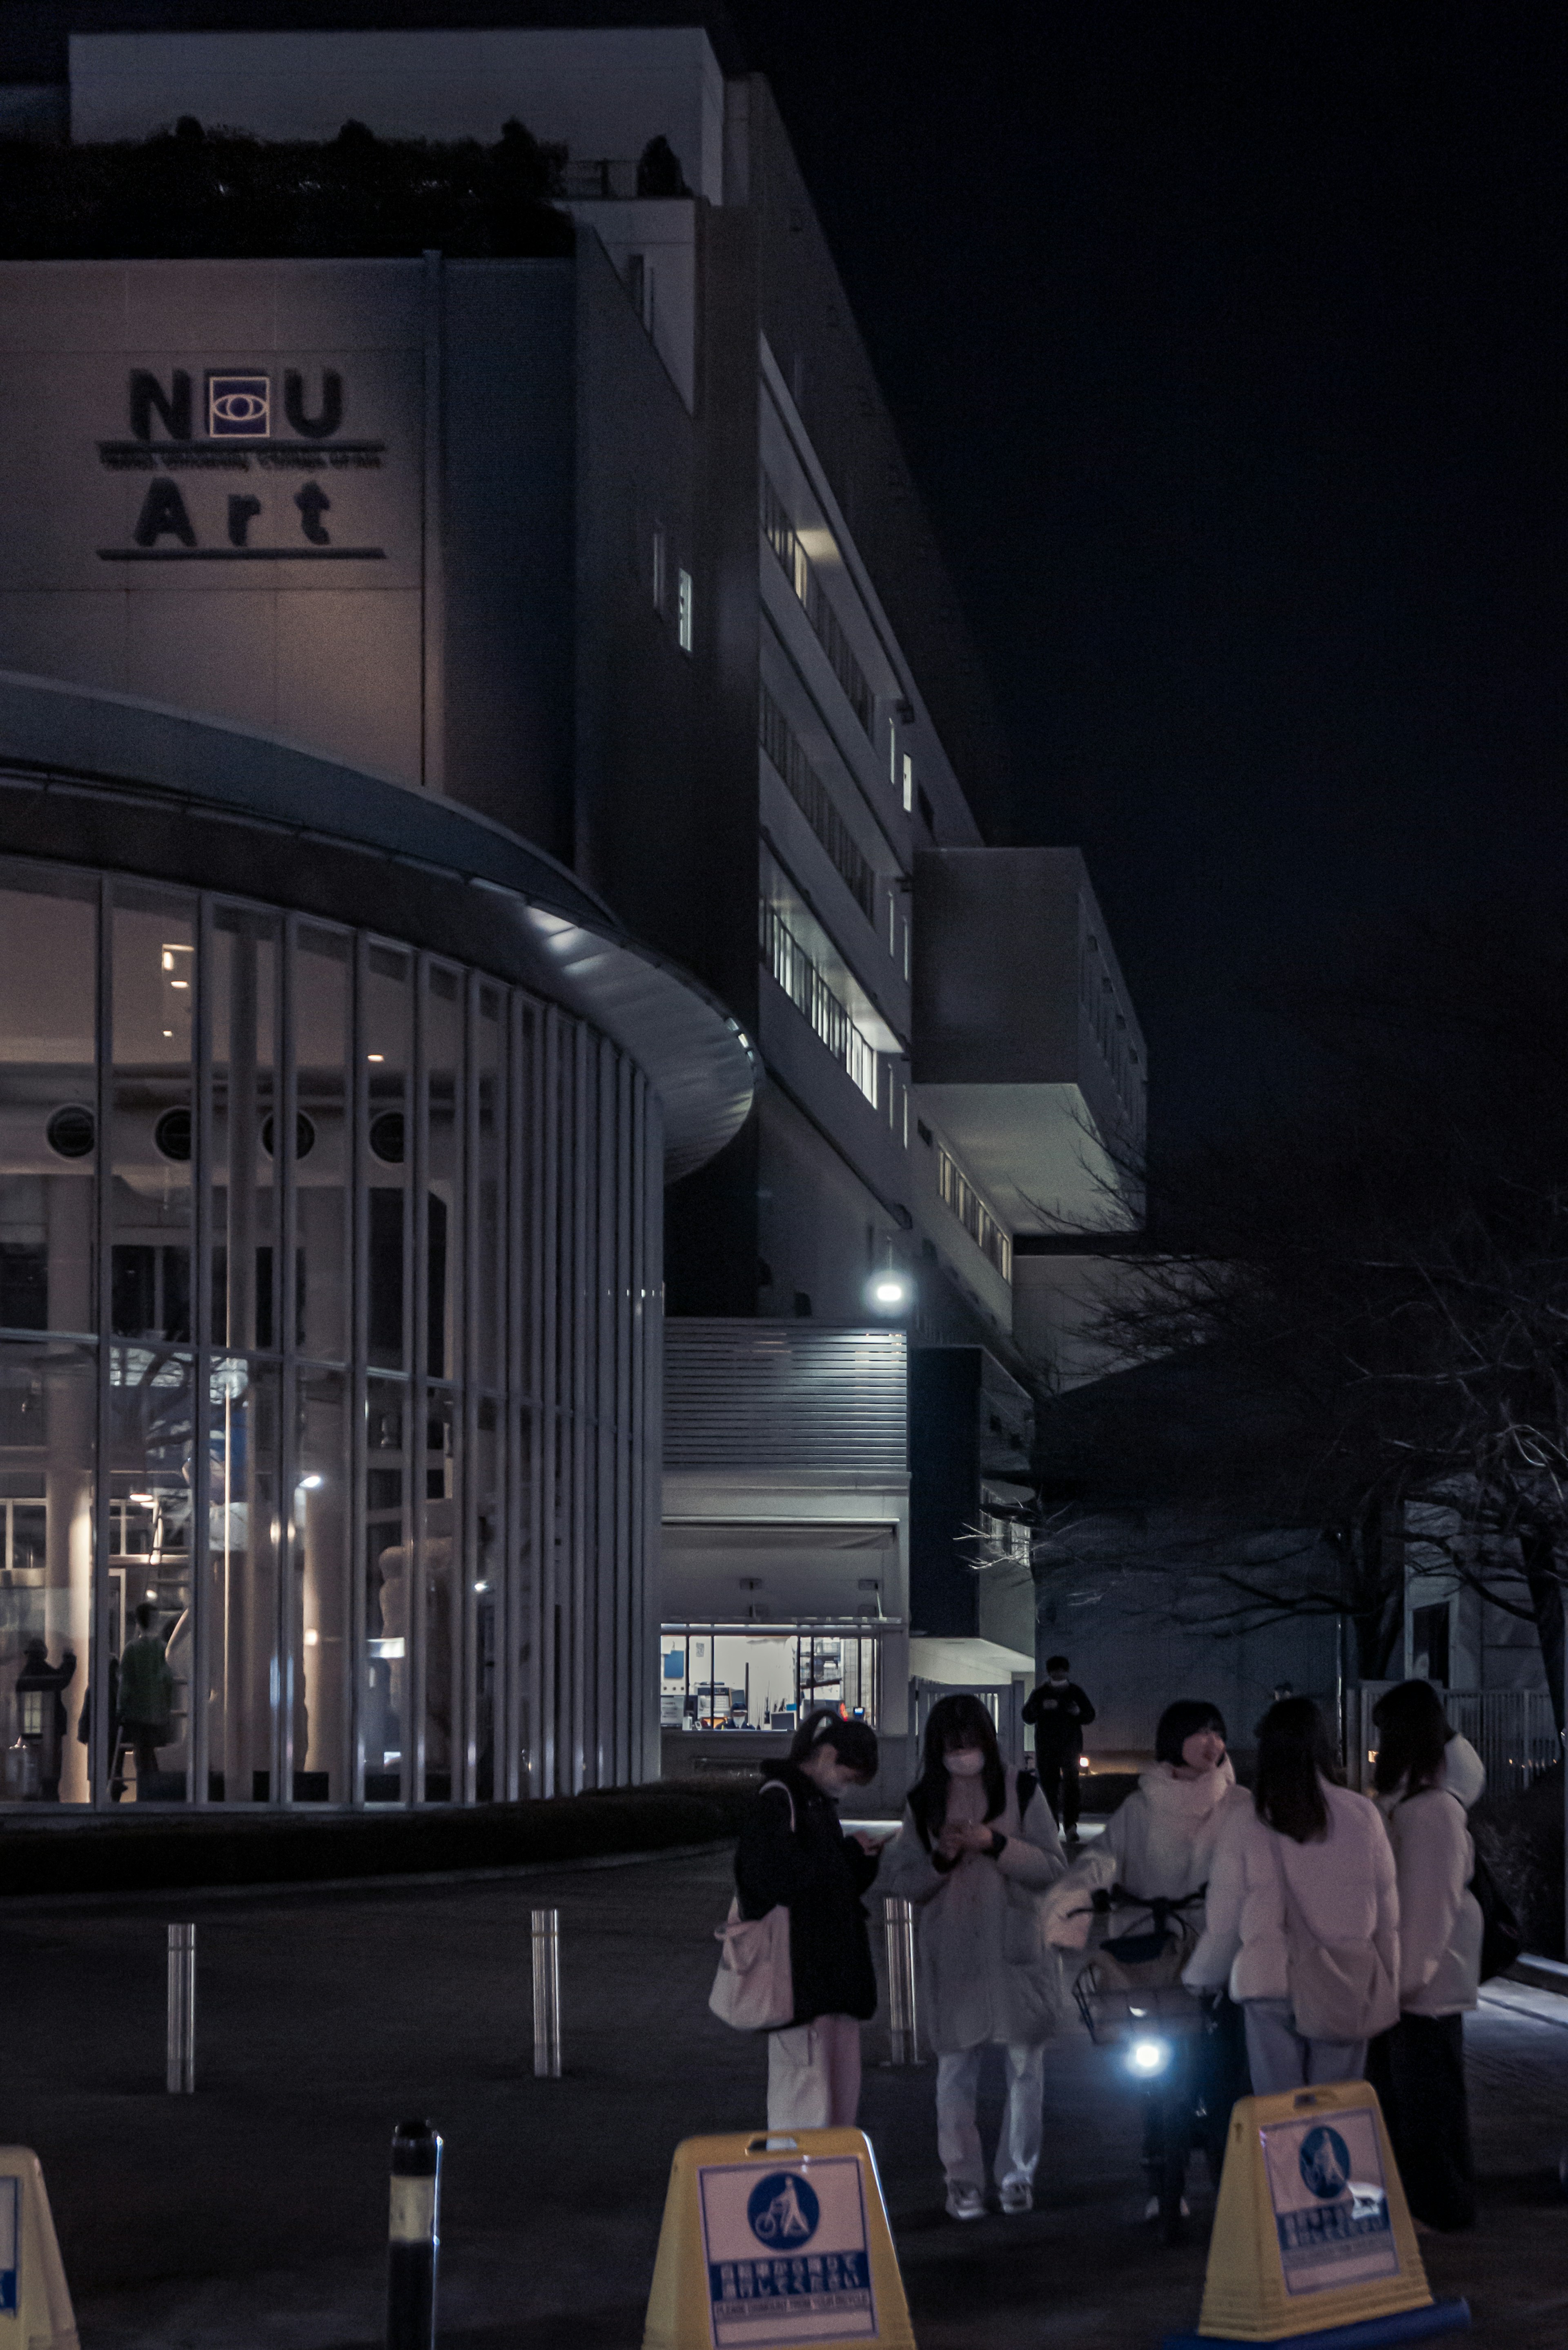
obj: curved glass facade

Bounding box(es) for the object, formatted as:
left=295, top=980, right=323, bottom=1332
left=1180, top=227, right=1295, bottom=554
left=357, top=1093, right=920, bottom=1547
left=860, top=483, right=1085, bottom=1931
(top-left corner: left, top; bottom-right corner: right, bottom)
left=0, top=856, right=662, bottom=1806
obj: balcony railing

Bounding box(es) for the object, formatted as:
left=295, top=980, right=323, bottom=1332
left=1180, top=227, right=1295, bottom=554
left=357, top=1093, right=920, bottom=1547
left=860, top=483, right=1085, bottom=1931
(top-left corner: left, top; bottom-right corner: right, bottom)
left=760, top=685, right=876, bottom=923
left=760, top=899, right=880, bottom=1106
left=760, top=474, right=875, bottom=737
left=937, top=1145, right=1011, bottom=1281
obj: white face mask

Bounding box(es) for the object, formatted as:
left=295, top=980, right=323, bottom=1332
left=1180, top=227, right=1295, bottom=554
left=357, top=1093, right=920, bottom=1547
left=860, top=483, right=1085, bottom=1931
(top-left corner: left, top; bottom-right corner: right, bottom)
left=944, top=1748, right=986, bottom=1776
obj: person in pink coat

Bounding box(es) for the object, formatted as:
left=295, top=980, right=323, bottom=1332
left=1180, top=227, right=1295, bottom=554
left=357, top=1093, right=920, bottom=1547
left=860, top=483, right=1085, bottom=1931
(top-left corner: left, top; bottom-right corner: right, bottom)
left=1183, top=1698, right=1400, bottom=2093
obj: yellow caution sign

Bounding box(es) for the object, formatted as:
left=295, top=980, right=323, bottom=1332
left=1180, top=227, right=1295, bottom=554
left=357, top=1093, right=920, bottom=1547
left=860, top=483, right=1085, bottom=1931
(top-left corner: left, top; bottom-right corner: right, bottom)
left=644, top=2129, right=914, bottom=2350
left=0, top=2147, right=79, bottom=2350
left=1163, top=2081, right=1470, bottom=2349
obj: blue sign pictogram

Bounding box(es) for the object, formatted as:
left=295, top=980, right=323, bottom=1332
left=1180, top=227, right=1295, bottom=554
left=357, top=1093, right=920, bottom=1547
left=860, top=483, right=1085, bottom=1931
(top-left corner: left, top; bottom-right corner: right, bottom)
left=1298, top=2126, right=1352, bottom=2201
left=746, top=2172, right=820, bottom=2248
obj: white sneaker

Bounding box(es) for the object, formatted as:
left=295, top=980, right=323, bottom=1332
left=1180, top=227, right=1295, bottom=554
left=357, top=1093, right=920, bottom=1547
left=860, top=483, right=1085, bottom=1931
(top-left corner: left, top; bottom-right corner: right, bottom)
left=945, top=2185, right=986, bottom=2222
left=1143, top=2195, right=1190, bottom=2220
left=999, top=2181, right=1033, bottom=2214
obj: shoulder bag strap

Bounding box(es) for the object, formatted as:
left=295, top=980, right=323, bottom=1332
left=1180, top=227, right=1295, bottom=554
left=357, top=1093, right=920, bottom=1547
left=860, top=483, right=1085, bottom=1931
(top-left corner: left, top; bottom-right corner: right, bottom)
left=760, top=1779, right=797, bottom=1834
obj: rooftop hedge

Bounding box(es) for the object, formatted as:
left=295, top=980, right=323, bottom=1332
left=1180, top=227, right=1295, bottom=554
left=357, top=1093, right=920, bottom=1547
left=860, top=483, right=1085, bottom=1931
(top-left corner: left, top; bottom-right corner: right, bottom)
left=0, top=115, right=578, bottom=259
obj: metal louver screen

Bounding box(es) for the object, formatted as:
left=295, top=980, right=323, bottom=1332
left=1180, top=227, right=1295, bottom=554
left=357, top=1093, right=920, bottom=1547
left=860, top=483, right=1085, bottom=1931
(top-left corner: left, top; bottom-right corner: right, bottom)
left=665, top=1320, right=908, bottom=1473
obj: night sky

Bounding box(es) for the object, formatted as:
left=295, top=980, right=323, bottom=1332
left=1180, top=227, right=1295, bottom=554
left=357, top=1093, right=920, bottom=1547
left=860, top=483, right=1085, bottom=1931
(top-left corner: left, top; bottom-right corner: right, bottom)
left=728, top=2, right=1568, bottom=1138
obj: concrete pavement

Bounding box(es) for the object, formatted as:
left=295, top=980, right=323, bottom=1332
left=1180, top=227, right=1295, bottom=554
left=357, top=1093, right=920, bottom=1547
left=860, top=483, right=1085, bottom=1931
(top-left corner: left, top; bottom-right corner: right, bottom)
left=0, top=1845, right=1564, bottom=2350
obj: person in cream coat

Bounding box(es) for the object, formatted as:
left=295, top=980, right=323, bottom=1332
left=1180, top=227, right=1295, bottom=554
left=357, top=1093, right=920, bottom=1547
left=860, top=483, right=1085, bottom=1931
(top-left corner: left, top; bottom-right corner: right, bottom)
left=880, top=1694, right=1067, bottom=2220
left=1367, top=1680, right=1485, bottom=2230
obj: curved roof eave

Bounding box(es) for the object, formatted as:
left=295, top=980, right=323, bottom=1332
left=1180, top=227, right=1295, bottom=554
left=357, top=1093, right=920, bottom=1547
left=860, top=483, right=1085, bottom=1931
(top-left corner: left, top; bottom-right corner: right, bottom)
left=0, top=668, right=756, bottom=1180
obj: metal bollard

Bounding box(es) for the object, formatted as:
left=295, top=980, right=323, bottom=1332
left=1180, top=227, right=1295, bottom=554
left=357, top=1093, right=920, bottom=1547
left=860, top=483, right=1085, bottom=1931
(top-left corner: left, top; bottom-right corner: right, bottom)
left=166, top=1922, right=196, bottom=2093
left=386, top=2119, right=441, bottom=2350
left=882, top=1897, right=921, bottom=2066
left=532, top=1907, right=561, bottom=2078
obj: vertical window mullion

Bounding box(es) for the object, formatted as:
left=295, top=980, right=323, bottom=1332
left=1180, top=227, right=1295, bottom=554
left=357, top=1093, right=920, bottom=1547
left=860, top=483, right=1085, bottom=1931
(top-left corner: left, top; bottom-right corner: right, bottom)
left=90, top=876, right=114, bottom=1811
left=192, top=894, right=214, bottom=1804
left=276, top=915, right=298, bottom=1803
left=349, top=933, right=371, bottom=1804
left=409, top=953, right=428, bottom=1803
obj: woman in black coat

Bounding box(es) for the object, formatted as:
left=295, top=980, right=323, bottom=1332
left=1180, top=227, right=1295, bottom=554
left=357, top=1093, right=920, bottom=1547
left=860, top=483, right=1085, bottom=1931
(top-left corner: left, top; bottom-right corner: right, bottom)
left=735, top=1708, right=882, bottom=2127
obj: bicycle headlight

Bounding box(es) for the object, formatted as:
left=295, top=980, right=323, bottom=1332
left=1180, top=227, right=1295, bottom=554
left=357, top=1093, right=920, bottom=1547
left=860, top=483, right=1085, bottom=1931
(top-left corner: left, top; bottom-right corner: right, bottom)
left=1127, top=2035, right=1172, bottom=2077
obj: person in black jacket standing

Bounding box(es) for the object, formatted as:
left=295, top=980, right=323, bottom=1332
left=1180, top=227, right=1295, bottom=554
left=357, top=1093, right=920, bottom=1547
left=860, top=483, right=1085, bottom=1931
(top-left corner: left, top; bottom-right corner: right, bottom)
left=1021, top=1657, right=1096, bottom=1843
left=735, top=1708, right=882, bottom=2127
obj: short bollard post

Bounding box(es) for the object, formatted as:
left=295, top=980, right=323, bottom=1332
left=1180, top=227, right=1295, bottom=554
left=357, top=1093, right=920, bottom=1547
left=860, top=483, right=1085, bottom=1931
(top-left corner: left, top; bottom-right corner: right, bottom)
left=386, top=2119, right=441, bottom=2350
left=883, top=1897, right=921, bottom=2065
left=532, top=1906, right=561, bottom=2078
left=166, top=1922, right=196, bottom=2093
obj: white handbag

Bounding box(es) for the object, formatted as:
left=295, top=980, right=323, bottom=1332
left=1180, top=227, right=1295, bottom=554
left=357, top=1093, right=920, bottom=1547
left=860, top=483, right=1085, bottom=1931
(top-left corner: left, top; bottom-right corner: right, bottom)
left=709, top=1785, right=795, bottom=2031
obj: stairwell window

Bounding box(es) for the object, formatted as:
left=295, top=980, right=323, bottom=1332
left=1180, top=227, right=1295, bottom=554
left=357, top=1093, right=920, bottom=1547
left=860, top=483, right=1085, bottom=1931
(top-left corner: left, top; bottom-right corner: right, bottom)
left=677, top=569, right=693, bottom=653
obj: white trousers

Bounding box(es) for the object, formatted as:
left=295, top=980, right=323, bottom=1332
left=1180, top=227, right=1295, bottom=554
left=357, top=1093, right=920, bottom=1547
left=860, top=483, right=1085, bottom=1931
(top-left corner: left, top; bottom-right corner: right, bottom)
left=935, top=2043, right=1046, bottom=2191
left=1244, top=1997, right=1366, bottom=2096
left=767, top=2016, right=863, bottom=2129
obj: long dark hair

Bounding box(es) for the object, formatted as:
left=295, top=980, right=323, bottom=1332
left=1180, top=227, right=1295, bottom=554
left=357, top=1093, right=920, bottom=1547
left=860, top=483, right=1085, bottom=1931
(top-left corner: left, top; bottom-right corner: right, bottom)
left=1155, top=1699, right=1227, bottom=1767
left=1253, top=1697, right=1339, bottom=1843
left=907, top=1693, right=1006, bottom=1847
left=786, top=1705, right=878, bottom=1782
left=1372, top=1679, right=1450, bottom=1798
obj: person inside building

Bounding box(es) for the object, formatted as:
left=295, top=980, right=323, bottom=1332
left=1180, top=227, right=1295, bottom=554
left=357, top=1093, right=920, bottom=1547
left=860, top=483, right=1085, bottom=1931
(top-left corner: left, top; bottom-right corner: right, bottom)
left=1021, top=1656, right=1096, bottom=1843
left=15, top=1638, right=77, bottom=1802
left=881, top=1693, right=1067, bottom=2219
left=733, top=1708, right=883, bottom=2129
left=1367, top=1679, right=1484, bottom=2232
left=116, top=1603, right=175, bottom=1798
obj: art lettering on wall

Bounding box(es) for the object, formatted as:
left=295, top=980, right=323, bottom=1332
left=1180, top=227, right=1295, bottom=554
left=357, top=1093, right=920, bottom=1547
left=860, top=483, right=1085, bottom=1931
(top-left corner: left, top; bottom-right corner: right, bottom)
left=98, top=369, right=388, bottom=561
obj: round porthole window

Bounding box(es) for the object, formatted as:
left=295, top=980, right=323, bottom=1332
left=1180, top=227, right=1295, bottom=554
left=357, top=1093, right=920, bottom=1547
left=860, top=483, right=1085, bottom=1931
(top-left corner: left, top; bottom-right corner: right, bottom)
left=261, top=1112, right=316, bottom=1161
left=153, top=1106, right=193, bottom=1163
left=45, top=1105, right=95, bottom=1160
left=368, top=1109, right=405, bottom=1165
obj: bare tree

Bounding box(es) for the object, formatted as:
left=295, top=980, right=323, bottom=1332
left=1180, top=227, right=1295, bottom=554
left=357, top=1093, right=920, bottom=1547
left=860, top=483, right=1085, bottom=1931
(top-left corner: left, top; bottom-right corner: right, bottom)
left=1051, top=901, right=1568, bottom=1719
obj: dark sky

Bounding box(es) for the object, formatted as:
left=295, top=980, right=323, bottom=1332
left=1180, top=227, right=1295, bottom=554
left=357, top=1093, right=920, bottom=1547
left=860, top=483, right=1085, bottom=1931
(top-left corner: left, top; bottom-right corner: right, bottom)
left=727, top=2, right=1568, bottom=1138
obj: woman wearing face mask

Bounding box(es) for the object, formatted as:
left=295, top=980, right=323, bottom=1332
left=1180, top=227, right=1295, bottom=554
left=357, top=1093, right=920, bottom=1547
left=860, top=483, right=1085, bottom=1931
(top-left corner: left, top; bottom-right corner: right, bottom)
left=881, top=1694, right=1067, bottom=2220
left=733, top=1706, right=884, bottom=2129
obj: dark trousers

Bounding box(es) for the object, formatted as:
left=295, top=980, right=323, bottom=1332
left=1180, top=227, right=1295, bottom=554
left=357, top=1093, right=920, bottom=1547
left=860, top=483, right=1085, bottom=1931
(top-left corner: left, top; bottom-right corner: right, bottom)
left=1367, top=2011, right=1475, bottom=2231
left=1038, top=1749, right=1081, bottom=1834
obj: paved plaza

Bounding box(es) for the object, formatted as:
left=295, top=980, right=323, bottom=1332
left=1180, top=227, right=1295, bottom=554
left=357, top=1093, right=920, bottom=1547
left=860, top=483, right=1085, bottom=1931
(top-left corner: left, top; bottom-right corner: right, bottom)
left=2, top=1845, right=1566, bottom=2350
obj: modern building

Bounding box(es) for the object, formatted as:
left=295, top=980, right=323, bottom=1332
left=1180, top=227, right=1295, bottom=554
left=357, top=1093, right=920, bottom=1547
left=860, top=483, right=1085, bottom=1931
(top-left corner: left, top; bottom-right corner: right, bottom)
left=0, top=670, right=751, bottom=1808
left=0, top=5, right=1148, bottom=1797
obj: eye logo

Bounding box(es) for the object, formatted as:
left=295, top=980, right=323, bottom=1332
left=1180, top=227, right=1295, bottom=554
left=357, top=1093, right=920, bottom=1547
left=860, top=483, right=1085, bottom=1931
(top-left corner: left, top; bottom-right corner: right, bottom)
left=207, top=373, right=271, bottom=438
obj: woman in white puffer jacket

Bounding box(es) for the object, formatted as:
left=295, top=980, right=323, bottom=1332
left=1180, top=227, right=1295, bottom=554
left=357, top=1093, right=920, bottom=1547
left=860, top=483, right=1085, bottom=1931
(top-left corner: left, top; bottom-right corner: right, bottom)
left=1183, top=1698, right=1400, bottom=2094
left=1365, top=1680, right=1484, bottom=2232
left=1045, top=1699, right=1250, bottom=1946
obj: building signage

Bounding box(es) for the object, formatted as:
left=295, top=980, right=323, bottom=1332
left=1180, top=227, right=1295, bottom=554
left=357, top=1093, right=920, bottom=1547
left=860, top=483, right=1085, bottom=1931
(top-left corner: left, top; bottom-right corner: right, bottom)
left=1259, top=2111, right=1400, bottom=2298
left=697, top=2159, right=877, bottom=2349
left=97, top=368, right=388, bottom=559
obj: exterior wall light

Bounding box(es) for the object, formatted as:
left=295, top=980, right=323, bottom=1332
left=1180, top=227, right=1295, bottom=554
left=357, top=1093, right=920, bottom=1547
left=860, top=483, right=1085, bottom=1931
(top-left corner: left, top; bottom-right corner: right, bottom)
left=866, top=1272, right=913, bottom=1314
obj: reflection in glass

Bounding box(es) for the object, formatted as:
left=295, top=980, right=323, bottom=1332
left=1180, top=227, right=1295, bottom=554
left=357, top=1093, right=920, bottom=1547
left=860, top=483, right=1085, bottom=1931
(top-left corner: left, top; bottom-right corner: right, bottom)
left=293, top=1367, right=346, bottom=1800
left=297, top=927, right=350, bottom=1361
left=110, top=1343, right=193, bottom=1800
left=365, top=947, right=410, bottom=1373
left=112, top=890, right=195, bottom=1345
left=364, top=1376, right=408, bottom=1800
left=211, top=909, right=279, bottom=1352
left=0, top=857, right=660, bottom=1810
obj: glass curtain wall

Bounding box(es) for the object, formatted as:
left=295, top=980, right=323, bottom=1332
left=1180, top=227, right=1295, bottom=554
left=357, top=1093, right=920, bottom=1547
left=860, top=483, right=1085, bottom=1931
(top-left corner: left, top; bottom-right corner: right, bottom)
left=0, top=856, right=662, bottom=1808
